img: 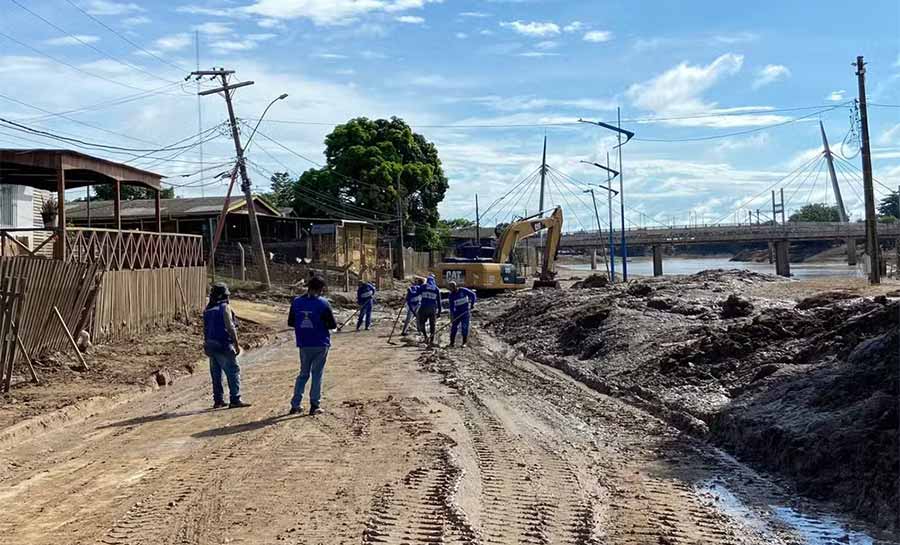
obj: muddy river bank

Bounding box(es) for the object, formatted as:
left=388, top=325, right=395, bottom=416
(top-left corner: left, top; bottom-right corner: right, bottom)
left=481, top=270, right=899, bottom=531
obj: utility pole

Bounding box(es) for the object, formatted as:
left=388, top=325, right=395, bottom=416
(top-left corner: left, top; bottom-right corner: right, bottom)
left=584, top=188, right=610, bottom=279
left=855, top=55, right=881, bottom=284
left=475, top=193, right=480, bottom=249
left=617, top=107, right=628, bottom=281
left=607, top=152, right=616, bottom=282
left=397, top=190, right=405, bottom=280
left=192, top=68, right=271, bottom=287
left=539, top=136, right=547, bottom=213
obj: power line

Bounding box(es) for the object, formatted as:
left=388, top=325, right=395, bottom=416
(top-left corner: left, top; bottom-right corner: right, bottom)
left=633, top=105, right=845, bottom=143
left=9, top=0, right=179, bottom=84
left=61, top=0, right=189, bottom=73
left=0, top=29, right=160, bottom=93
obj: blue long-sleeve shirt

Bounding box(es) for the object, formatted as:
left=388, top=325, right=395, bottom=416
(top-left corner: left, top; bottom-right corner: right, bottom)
left=448, top=288, right=476, bottom=317
left=357, top=282, right=376, bottom=306
left=417, top=280, right=442, bottom=314
left=406, top=285, right=422, bottom=310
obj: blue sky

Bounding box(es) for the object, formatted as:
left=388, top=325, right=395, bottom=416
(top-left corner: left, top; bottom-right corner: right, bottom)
left=1, top=0, right=899, bottom=231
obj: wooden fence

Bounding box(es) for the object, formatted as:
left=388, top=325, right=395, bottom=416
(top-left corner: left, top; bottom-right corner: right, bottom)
left=0, top=274, right=25, bottom=392
left=92, top=266, right=207, bottom=343
left=0, top=257, right=100, bottom=363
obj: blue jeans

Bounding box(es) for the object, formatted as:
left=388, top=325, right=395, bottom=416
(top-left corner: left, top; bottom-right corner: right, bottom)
left=401, top=306, right=418, bottom=334
left=291, top=347, right=329, bottom=409
left=208, top=348, right=241, bottom=404
left=357, top=301, right=373, bottom=329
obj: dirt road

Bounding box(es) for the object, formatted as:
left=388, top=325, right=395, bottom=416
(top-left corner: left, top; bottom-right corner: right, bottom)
left=0, top=304, right=892, bottom=544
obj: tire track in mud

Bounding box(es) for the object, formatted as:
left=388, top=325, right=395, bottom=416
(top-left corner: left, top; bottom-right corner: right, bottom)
left=96, top=413, right=294, bottom=545
left=460, top=397, right=599, bottom=545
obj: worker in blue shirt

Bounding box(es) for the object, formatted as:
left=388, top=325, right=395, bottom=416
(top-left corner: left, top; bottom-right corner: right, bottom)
left=287, top=276, right=338, bottom=415
left=203, top=282, right=250, bottom=409
left=447, top=281, right=477, bottom=347
left=401, top=276, right=424, bottom=336
left=356, top=279, right=376, bottom=331
left=417, top=274, right=442, bottom=342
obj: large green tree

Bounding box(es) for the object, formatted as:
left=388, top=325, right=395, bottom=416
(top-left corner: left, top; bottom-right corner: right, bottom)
left=878, top=191, right=899, bottom=218
left=788, top=203, right=841, bottom=223
left=263, top=172, right=295, bottom=208
left=92, top=184, right=174, bottom=200
left=290, top=117, right=449, bottom=250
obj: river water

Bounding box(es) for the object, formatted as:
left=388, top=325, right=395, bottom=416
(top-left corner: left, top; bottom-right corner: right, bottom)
left=565, top=257, right=865, bottom=280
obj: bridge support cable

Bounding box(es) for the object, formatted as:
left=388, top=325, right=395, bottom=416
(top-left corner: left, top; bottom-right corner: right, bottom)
left=547, top=165, right=665, bottom=227
left=710, top=152, right=826, bottom=226
left=479, top=167, right=542, bottom=222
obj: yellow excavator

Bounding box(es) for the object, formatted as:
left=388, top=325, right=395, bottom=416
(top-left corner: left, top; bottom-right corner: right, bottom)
left=434, top=206, right=564, bottom=291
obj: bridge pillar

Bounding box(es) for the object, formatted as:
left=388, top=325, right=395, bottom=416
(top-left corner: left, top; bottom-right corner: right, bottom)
left=652, top=245, right=663, bottom=277
left=774, top=240, right=791, bottom=277
left=847, top=238, right=857, bottom=266
left=767, top=242, right=774, bottom=264
left=591, top=249, right=597, bottom=270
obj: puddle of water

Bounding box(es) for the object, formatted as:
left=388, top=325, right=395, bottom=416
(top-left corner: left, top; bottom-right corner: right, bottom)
left=696, top=481, right=882, bottom=545
left=771, top=506, right=875, bottom=545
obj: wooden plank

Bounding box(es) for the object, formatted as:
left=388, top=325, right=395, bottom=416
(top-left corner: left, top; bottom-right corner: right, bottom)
left=14, top=326, right=39, bottom=384
left=53, top=305, right=88, bottom=371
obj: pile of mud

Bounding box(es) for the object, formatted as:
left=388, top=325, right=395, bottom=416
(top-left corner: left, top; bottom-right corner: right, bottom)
left=488, top=270, right=898, bottom=529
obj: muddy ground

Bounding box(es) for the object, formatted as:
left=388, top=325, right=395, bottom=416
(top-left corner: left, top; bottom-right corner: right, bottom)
left=488, top=269, right=899, bottom=530
left=0, top=301, right=281, bottom=433
left=2, top=293, right=896, bottom=544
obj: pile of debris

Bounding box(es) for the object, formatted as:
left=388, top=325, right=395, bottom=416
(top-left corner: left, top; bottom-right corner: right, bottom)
left=487, top=270, right=898, bottom=529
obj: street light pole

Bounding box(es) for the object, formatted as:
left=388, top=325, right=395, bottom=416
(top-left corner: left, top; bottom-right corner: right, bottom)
left=191, top=68, right=287, bottom=288
left=580, top=158, right=620, bottom=283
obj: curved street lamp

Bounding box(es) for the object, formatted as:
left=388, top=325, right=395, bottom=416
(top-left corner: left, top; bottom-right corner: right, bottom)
left=244, top=93, right=288, bottom=150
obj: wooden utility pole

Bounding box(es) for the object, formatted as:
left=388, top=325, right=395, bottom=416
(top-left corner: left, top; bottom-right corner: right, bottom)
left=396, top=185, right=405, bottom=280
left=192, top=68, right=271, bottom=288
left=855, top=56, right=880, bottom=283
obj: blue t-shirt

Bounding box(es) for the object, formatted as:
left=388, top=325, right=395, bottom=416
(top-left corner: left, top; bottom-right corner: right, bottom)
left=289, top=295, right=336, bottom=347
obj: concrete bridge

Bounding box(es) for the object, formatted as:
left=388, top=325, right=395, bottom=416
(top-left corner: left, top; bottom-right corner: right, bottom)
left=558, top=222, right=900, bottom=277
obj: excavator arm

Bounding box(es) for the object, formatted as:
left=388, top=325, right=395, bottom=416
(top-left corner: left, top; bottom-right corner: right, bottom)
left=493, top=207, right=564, bottom=287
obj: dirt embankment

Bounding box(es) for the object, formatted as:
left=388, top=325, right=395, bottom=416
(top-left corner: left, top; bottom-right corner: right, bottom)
left=486, top=270, right=899, bottom=530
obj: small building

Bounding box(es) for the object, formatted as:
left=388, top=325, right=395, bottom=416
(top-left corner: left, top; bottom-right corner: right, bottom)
left=0, top=185, right=53, bottom=251
left=66, top=195, right=301, bottom=243
left=306, top=218, right=380, bottom=275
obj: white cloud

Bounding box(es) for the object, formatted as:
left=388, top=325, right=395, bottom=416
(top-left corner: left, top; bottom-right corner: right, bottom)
left=334, top=68, right=355, bottom=76
left=459, top=95, right=617, bottom=112
left=711, top=31, right=758, bottom=44
left=122, top=15, right=151, bottom=25
left=715, top=132, right=770, bottom=153
left=460, top=11, right=491, bottom=17
left=519, top=52, right=559, bottom=58
left=360, top=50, right=387, bottom=59
left=84, top=0, right=144, bottom=16
left=624, top=54, right=786, bottom=127
left=396, top=15, right=425, bottom=24
left=563, top=21, right=584, bottom=33
left=312, top=53, right=348, bottom=59
left=154, top=34, right=192, bottom=51
left=409, top=74, right=470, bottom=88
left=193, top=22, right=233, bottom=35
left=753, top=64, right=790, bottom=89
left=210, top=34, right=275, bottom=53
left=44, top=35, right=101, bottom=46
left=500, top=20, right=560, bottom=38
left=583, top=30, right=613, bottom=43
left=241, top=0, right=443, bottom=26
left=826, top=90, right=846, bottom=102
left=878, top=123, right=900, bottom=146
left=534, top=40, right=558, bottom=50
left=456, top=32, right=468, bottom=39
left=479, top=29, right=494, bottom=36
left=257, top=18, right=283, bottom=28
